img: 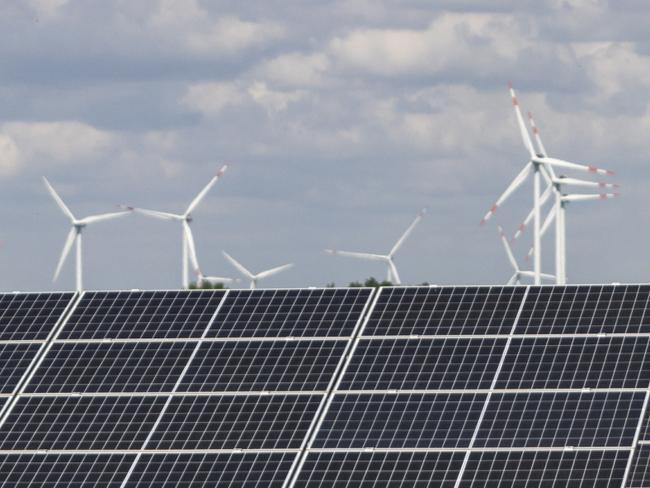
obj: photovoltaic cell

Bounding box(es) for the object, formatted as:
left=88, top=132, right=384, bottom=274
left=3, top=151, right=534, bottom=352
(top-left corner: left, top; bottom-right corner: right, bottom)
left=297, top=451, right=465, bottom=487
left=0, top=343, right=42, bottom=394
left=363, top=286, right=525, bottom=336
left=0, top=453, right=135, bottom=488
left=313, top=393, right=485, bottom=449
left=126, top=452, right=297, bottom=488
left=59, top=290, right=225, bottom=340
left=148, top=394, right=322, bottom=450
left=474, top=391, right=644, bottom=448
left=459, top=450, right=629, bottom=488
left=628, top=445, right=650, bottom=488
left=209, top=288, right=372, bottom=338
left=516, top=285, right=650, bottom=335
left=179, top=340, right=348, bottom=392
left=339, top=338, right=506, bottom=391
left=0, top=396, right=166, bottom=450
left=25, top=342, right=198, bottom=394
left=496, top=336, right=650, bottom=390
left=0, top=292, right=73, bottom=341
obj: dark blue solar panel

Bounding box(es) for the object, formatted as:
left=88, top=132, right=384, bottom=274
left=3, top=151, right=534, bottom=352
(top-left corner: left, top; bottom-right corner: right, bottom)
left=209, top=288, right=373, bottom=338
left=59, top=290, right=225, bottom=339
left=125, top=452, right=296, bottom=488
left=363, top=286, right=525, bottom=336
left=628, top=445, right=650, bottom=488
left=0, top=343, right=41, bottom=394
left=0, top=454, right=134, bottom=488
left=0, top=396, right=166, bottom=450
left=313, top=393, right=485, bottom=449
left=179, top=340, right=347, bottom=392
left=496, top=336, right=650, bottom=389
left=148, top=394, right=322, bottom=450
left=0, top=292, right=74, bottom=341
left=339, top=338, right=506, bottom=391
left=25, top=342, right=197, bottom=393
left=516, top=285, right=650, bottom=334
left=459, top=450, right=628, bottom=487
left=474, top=391, right=644, bottom=448
left=297, top=451, right=465, bottom=487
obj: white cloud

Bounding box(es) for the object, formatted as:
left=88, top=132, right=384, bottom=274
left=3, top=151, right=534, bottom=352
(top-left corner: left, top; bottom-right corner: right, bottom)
left=2, top=121, right=113, bottom=166
left=247, top=82, right=305, bottom=114
left=182, top=82, right=246, bottom=114
left=187, top=16, right=285, bottom=55
left=0, top=134, right=21, bottom=178
left=258, top=52, right=330, bottom=87
left=27, top=0, right=69, bottom=18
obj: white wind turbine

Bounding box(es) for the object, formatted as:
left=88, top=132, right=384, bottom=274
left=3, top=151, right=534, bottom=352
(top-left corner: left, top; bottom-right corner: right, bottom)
left=191, top=247, right=236, bottom=288
left=510, top=112, right=619, bottom=284
left=127, top=165, right=227, bottom=289
left=222, top=251, right=293, bottom=289
left=481, top=83, right=614, bottom=284
left=498, top=226, right=554, bottom=285
left=43, top=177, right=130, bottom=292
left=325, top=208, right=426, bottom=285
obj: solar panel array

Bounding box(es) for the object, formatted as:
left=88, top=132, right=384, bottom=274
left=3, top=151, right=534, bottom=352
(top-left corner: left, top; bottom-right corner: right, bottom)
left=0, top=285, right=649, bottom=486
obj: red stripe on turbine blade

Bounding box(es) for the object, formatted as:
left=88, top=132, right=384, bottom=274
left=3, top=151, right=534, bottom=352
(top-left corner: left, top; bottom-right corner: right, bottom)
left=512, top=97, right=518, bottom=106
left=599, top=182, right=606, bottom=187
left=588, top=165, right=598, bottom=173
left=607, top=170, right=615, bottom=176
left=490, top=204, right=498, bottom=213
left=508, top=81, right=513, bottom=89
left=599, top=193, right=607, bottom=199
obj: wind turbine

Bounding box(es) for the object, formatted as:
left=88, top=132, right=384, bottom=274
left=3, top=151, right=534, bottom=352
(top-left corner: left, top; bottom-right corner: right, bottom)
left=222, top=251, right=293, bottom=289
left=43, top=177, right=130, bottom=292
left=510, top=112, right=619, bottom=284
left=481, top=83, right=614, bottom=284
left=498, top=226, right=554, bottom=285
left=191, top=247, right=236, bottom=288
left=127, top=165, right=227, bottom=289
left=325, top=208, right=426, bottom=285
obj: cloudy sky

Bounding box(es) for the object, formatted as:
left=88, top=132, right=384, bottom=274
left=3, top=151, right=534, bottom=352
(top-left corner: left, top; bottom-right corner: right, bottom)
left=0, top=0, right=648, bottom=291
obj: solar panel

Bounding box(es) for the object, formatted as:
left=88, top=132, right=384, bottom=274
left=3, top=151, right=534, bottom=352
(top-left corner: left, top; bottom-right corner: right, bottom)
left=1, top=284, right=650, bottom=486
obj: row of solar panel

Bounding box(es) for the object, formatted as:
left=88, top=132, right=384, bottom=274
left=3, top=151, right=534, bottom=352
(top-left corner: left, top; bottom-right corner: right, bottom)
left=0, top=449, right=643, bottom=487
left=0, top=391, right=645, bottom=450
left=1, top=335, right=649, bottom=395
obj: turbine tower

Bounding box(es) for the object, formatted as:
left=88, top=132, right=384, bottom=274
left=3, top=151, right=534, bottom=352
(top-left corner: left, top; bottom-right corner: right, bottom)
left=325, top=208, right=426, bottom=285
left=128, top=165, right=227, bottom=289
left=498, top=226, right=554, bottom=285
left=481, top=83, right=614, bottom=284
left=43, top=177, right=130, bottom=292
left=222, top=251, right=293, bottom=289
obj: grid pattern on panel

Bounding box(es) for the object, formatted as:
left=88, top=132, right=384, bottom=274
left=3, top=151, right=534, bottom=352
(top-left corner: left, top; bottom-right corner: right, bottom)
left=474, top=391, right=644, bottom=448
left=0, top=292, right=74, bottom=341
left=516, top=285, right=650, bottom=334
left=628, top=444, right=650, bottom=487
left=312, top=393, right=486, bottom=449
left=363, top=286, right=525, bottom=336
left=125, top=452, right=297, bottom=488
left=179, top=340, right=348, bottom=392
left=0, top=396, right=167, bottom=450
left=458, top=450, right=629, bottom=488
left=0, top=343, right=42, bottom=394
left=0, top=453, right=135, bottom=488
left=297, top=451, right=465, bottom=487
left=209, top=288, right=372, bottom=338
left=59, top=290, right=225, bottom=339
left=25, top=341, right=198, bottom=394
left=147, top=394, right=323, bottom=450
left=339, top=338, right=507, bottom=391
left=496, top=336, right=650, bottom=389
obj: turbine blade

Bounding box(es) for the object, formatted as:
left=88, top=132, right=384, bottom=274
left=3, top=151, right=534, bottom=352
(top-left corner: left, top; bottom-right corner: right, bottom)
left=78, top=210, right=130, bottom=225
left=527, top=111, right=548, bottom=157
left=183, top=222, right=199, bottom=272
left=506, top=273, right=518, bottom=286
left=185, top=164, right=228, bottom=215
left=540, top=205, right=557, bottom=236
left=555, top=176, right=619, bottom=189
left=498, top=225, right=519, bottom=272
left=480, top=162, right=533, bottom=225
left=509, top=83, right=535, bottom=158
left=390, top=208, right=426, bottom=256
left=562, top=193, right=619, bottom=202
left=325, top=249, right=389, bottom=262
left=388, top=260, right=401, bottom=285
left=512, top=183, right=554, bottom=241
left=256, top=263, right=294, bottom=280
left=540, top=272, right=556, bottom=280
left=538, top=157, right=614, bottom=176
left=202, top=276, right=234, bottom=284
left=132, top=207, right=184, bottom=221
left=43, top=177, right=75, bottom=222
left=53, top=228, right=76, bottom=281
left=222, top=251, right=254, bottom=279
